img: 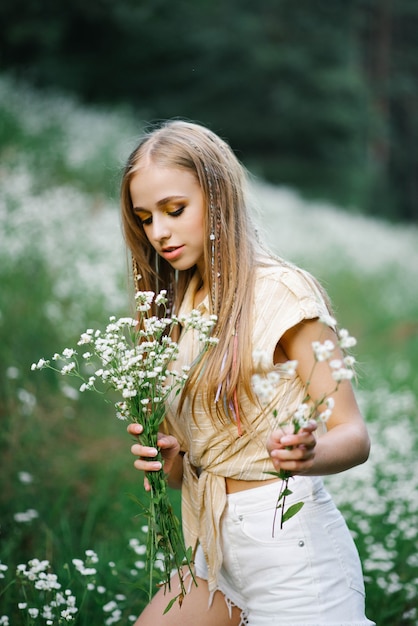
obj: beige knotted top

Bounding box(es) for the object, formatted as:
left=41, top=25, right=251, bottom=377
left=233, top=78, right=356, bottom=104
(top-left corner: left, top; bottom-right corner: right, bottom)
left=165, top=260, right=330, bottom=594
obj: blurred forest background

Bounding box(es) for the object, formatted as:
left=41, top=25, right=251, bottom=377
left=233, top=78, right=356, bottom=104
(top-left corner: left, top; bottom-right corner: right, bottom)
left=1, top=0, right=417, bottom=222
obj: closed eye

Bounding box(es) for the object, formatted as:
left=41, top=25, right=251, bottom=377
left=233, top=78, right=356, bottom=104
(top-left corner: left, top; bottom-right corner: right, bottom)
left=135, top=204, right=185, bottom=227
left=169, top=205, right=185, bottom=218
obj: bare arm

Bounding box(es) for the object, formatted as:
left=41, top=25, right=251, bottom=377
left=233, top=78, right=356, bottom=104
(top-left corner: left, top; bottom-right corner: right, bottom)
left=266, top=318, right=371, bottom=476
left=127, top=423, right=184, bottom=490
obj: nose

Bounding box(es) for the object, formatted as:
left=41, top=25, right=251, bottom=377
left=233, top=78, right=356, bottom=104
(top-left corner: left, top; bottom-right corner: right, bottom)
left=150, top=215, right=171, bottom=243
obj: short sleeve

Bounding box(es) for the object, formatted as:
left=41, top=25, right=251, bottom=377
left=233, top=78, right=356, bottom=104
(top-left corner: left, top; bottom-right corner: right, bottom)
left=252, top=264, right=332, bottom=364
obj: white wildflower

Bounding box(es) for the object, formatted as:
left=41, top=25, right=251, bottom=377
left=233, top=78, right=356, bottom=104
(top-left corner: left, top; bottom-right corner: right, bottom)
left=14, top=509, right=39, bottom=523
left=62, top=348, right=76, bottom=358
left=338, top=328, right=357, bottom=349
left=61, top=362, right=76, bottom=375
left=103, top=601, right=118, bottom=613
left=312, top=339, right=335, bottom=362
left=31, top=358, right=48, bottom=370
left=18, top=471, right=34, bottom=484
left=78, top=332, right=93, bottom=345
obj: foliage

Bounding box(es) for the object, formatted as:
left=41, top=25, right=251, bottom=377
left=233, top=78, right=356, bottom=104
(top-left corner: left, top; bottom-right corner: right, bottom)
left=0, top=1, right=417, bottom=220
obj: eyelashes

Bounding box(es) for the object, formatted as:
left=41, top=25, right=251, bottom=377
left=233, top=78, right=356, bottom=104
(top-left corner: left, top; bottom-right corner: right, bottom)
left=138, top=205, right=185, bottom=227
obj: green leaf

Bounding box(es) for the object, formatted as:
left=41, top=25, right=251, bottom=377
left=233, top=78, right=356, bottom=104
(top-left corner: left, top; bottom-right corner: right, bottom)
left=282, top=502, right=305, bottom=524
left=276, top=487, right=293, bottom=503
left=164, top=594, right=181, bottom=614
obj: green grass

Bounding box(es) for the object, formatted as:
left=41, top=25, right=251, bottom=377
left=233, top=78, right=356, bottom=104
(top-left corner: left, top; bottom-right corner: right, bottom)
left=1, top=75, right=417, bottom=625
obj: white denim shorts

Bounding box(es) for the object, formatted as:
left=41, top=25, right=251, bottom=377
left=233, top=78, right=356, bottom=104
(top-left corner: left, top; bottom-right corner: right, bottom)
left=195, top=477, right=375, bottom=626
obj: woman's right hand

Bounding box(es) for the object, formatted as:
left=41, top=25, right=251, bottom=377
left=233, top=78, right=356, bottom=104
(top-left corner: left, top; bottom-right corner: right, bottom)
left=127, top=423, right=182, bottom=490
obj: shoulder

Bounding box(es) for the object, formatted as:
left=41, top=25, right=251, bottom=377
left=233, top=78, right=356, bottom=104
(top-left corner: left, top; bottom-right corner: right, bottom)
left=251, top=258, right=332, bottom=351
left=254, top=258, right=329, bottom=310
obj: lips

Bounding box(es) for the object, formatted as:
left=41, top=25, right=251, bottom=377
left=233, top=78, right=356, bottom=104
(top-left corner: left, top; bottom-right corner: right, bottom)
left=161, top=245, right=184, bottom=261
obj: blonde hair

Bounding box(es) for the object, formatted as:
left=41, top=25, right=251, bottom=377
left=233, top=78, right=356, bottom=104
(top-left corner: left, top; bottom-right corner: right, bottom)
left=121, top=120, right=264, bottom=428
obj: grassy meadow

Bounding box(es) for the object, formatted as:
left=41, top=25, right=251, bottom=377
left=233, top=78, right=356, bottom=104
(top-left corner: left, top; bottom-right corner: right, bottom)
left=1, top=75, right=417, bottom=625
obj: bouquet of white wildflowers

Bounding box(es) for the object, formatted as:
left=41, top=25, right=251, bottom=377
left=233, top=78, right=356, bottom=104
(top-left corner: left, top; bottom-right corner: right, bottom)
left=251, top=316, right=357, bottom=533
left=32, top=290, right=217, bottom=610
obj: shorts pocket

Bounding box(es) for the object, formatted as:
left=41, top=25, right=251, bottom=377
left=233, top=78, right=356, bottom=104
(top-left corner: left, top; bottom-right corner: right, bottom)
left=324, top=514, right=366, bottom=595
left=238, top=502, right=304, bottom=546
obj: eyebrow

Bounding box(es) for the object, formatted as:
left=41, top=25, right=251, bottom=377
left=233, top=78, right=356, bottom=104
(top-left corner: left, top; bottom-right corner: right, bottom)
left=133, top=195, right=186, bottom=212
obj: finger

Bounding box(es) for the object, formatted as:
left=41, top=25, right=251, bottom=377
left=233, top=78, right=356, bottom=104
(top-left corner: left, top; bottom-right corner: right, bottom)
left=130, top=443, right=158, bottom=458
left=127, top=423, right=143, bottom=436
left=133, top=457, right=162, bottom=472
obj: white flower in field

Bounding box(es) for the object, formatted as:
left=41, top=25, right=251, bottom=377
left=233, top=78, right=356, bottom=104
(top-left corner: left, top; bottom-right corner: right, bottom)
left=155, top=290, right=168, bottom=306
left=17, top=388, right=37, bottom=414
left=338, top=328, right=357, bottom=349
left=18, top=471, right=34, bottom=484
left=97, top=586, right=106, bottom=594
left=6, top=366, right=19, bottom=379
left=61, top=384, right=79, bottom=401
left=134, top=560, right=146, bottom=569
left=14, top=508, right=39, bottom=523
left=103, top=600, right=118, bottom=613
left=131, top=542, right=146, bottom=555
left=312, top=339, right=335, bottom=362
left=116, top=594, right=126, bottom=601
left=61, top=608, right=77, bottom=620
left=0, top=617, right=9, bottom=625
left=28, top=608, right=39, bottom=618
left=31, top=358, right=48, bottom=370
left=78, top=332, right=93, bottom=345
left=18, top=603, right=27, bottom=609
left=85, top=549, right=99, bottom=563
left=61, top=362, right=76, bottom=375
left=0, top=562, right=7, bottom=579
left=62, top=348, right=76, bottom=359
left=42, top=605, right=54, bottom=620
left=34, top=572, right=61, bottom=591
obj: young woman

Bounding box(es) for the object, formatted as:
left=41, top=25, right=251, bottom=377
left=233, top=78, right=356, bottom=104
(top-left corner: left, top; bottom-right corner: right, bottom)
left=120, top=120, right=374, bottom=626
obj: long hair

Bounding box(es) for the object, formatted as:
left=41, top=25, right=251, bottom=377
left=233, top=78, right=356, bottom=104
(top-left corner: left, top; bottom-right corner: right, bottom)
left=120, top=120, right=263, bottom=428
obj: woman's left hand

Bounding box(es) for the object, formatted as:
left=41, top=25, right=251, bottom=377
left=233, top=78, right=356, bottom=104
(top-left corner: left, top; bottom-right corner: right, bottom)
left=266, top=421, right=317, bottom=475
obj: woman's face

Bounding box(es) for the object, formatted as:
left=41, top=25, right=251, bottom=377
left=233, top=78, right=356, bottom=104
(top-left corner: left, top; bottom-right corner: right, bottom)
left=130, top=163, right=207, bottom=279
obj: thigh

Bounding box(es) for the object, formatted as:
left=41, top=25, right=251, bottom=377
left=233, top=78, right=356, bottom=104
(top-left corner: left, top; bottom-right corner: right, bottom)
left=134, top=574, right=242, bottom=626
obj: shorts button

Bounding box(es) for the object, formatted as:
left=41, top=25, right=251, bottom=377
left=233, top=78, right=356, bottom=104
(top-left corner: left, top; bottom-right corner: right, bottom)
left=238, top=515, right=243, bottom=521
left=298, top=540, right=305, bottom=547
